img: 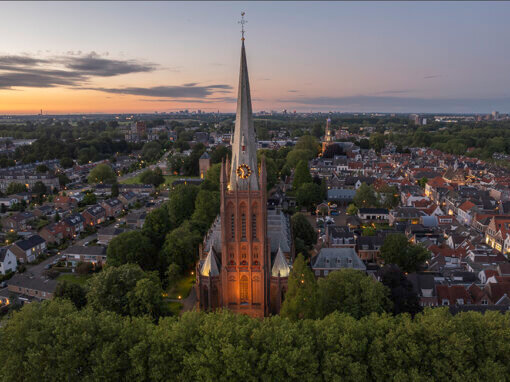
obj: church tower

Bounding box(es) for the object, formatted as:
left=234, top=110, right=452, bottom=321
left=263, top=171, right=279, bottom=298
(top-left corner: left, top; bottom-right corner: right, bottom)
left=196, top=16, right=291, bottom=317
left=322, top=118, right=333, bottom=153
left=218, top=36, right=270, bottom=318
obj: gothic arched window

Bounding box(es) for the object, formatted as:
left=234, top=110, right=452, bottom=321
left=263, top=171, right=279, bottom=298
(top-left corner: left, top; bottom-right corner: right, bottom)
left=241, top=214, right=246, bottom=240
left=252, top=214, right=257, bottom=239
left=231, top=214, right=235, bottom=240
left=240, top=276, right=248, bottom=303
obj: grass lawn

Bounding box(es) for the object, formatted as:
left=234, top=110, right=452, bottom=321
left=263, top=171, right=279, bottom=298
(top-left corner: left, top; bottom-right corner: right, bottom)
left=57, top=273, right=92, bottom=286
left=168, top=274, right=195, bottom=299
left=163, top=175, right=199, bottom=187
left=120, top=173, right=143, bottom=184
left=167, top=301, right=183, bottom=316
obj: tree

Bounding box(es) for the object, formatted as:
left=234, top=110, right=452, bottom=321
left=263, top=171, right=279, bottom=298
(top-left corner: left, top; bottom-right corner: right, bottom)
left=140, top=168, right=165, bottom=187
left=142, top=205, right=172, bottom=248
left=353, top=183, right=378, bottom=208
left=346, top=204, right=358, bottom=215
left=292, top=160, right=313, bottom=190
left=87, top=264, right=165, bottom=318
left=142, top=141, right=162, bottom=162
left=166, top=263, right=181, bottom=289
left=54, top=281, right=87, bottom=309
left=317, top=269, right=392, bottom=319
left=160, top=221, right=201, bottom=270
left=286, top=149, right=315, bottom=169
left=294, top=135, right=320, bottom=156
left=111, top=182, right=119, bottom=197
left=6, top=182, right=27, bottom=195
left=36, top=164, right=49, bottom=173
left=107, top=231, right=159, bottom=271
left=377, top=265, right=422, bottom=316
left=417, top=177, right=428, bottom=189
left=60, top=157, right=74, bottom=168
left=380, top=233, right=430, bottom=273
left=296, top=182, right=323, bottom=210
left=191, top=189, right=220, bottom=231
left=57, top=173, right=71, bottom=188
left=322, top=144, right=345, bottom=159
left=362, top=226, right=376, bottom=236
left=82, top=192, right=97, bottom=205
left=369, top=132, right=385, bottom=152
left=291, top=213, right=317, bottom=248
left=280, top=254, right=319, bottom=320
left=32, top=181, right=47, bottom=201
left=88, top=164, right=116, bottom=184
left=167, top=184, right=198, bottom=226
left=76, top=262, right=93, bottom=275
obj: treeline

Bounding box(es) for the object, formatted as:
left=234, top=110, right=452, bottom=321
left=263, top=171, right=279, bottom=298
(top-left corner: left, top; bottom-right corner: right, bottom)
left=1, top=299, right=509, bottom=381
left=389, top=122, right=510, bottom=159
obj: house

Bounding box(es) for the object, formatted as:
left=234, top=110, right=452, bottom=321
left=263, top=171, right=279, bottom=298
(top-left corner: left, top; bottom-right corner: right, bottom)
left=118, top=191, right=137, bottom=207
left=327, top=189, right=356, bottom=205
left=53, top=195, right=78, bottom=211
left=358, top=208, right=389, bottom=222
left=101, top=198, right=123, bottom=217
left=3, top=211, right=35, bottom=231
left=60, top=213, right=85, bottom=238
left=311, top=247, right=366, bottom=277
left=325, top=226, right=355, bottom=248
left=64, top=245, right=107, bottom=266
left=0, top=197, right=18, bottom=208
left=356, top=235, right=384, bottom=263
left=7, top=235, right=46, bottom=263
left=389, top=207, right=425, bottom=226
left=7, top=273, right=57, bottom=300
left=408, top=273, right=437, bottom=307
left=436, top=285, right=472, bottom=306
left=97, top=227, right=125, bottom=245
left=485, top=215, right=510, bottom=255
left=0, top=247, right=17, bottom=275
left=119, top=184, right=155, bottom=196
left=126, top=211, right=146, bottom=229
left=33, top=205, right=57, bottom=219
left=457, top=200, right=478, bottom=226
left=82, top=205, right=106, bottom=227
left=39, top=223, right=64, bottom=244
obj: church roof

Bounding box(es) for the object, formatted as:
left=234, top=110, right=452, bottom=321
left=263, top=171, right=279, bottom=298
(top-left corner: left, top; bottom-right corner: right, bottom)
left=271, top=246, right=290, bottom=277
left=199, top=152, right=210, bottom=160
left=200, top=248, right=219, bottom=277
left=229, top=40, right=259, bottom=191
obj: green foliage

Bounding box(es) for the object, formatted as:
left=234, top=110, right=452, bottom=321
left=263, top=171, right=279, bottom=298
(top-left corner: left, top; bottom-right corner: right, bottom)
left=369, top=132, right=385, bottom=152
left=295, top=182, right=323, bottom=210
left=291, top=213, right=317, bottom=248
left=292, top=160, right=313, bottom=190
left=201, top=163, right=221, bottom=191
left=142, top=141, right=163, bottom=162
left=160, top=221, right=201, bottom=271
left=167, top=184, right=198, bottom=226
left=111, top=182, right=119, bottom=197
left=380, top=233, right=431, bottom=273
left=88, top=163, right=116, bottom=184
left=142, top=205, right=172, bottom=248
left=54, top=281, right=87, bottom=309
left=378, top=265, right=422, bottom=316
left=6, top=182, right=27, bottom=195
left=139, top=167, right=165, bottom=187
left=87, top=264, right=165, bottom=318
left=165, top=263, right=181, bottom=289
left=280, top=254, right=319, bottom=320
left=60, top=157, right=74, bottom=168
left=81, top=191, right=97, bottom=205
left=418, top=177, right=428, bottom=189
left=317, top=269, right=392, bottom=319
left=191, top=189, right=220, bottom=233
left=107, top=231, right=159, bottom=271
left=362, top=226, right=376, bottom=236
left=286, top=149, right=315, bottom=168
left=294, top=134, right=320, bottom=156
left=346, top=203, right=358, bottom=215
left=353, top=183, right=378, bottom=208
left=3, top=299, right=510, bottom=380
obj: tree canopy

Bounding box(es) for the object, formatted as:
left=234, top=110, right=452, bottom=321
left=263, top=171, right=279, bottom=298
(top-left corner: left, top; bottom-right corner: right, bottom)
left=88, top=164, right=117, bottom=184
left=380, top=234, right=430, bottom=273
left=107, top=231, right=159, bottom=271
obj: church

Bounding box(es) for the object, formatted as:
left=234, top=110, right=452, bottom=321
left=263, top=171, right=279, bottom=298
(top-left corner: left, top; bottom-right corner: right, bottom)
left=195, top=36, right=293, bottom=317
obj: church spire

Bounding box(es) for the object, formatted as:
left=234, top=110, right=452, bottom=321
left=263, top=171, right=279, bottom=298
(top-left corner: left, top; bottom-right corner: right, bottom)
left=229, top=17, right=259, bottom=191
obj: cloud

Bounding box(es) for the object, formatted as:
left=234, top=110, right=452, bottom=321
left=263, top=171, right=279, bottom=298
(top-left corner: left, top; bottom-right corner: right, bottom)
left=89, top=83, right=232, bottom=98
left=424, top=74, right=441, bottom=79
left=0, top=52, right=156, bottom=89
left=278, top=95, right=510, bottom=113
left=287, top=90, right=299, bottom=93
left=60, top=52, right=156, bottom=77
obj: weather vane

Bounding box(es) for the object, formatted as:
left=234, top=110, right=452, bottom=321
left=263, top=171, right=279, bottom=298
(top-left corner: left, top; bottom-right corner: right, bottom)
left=239, top=11, right=247, bottom=41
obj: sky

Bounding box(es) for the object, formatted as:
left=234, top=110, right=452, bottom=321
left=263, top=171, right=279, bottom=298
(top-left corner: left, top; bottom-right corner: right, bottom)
left=1, top=1, right=510, bottom=114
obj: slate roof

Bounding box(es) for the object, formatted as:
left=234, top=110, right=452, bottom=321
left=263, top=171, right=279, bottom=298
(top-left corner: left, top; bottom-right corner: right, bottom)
left=14, top=235, right=45, bottom=251
left=312, top=248, right=366, bottom=271
left=65, top=245, right=107, bottom=256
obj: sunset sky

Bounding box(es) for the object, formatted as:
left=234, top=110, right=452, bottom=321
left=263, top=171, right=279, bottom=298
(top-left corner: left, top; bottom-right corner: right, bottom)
left=1, top=1, right=510, bottom=114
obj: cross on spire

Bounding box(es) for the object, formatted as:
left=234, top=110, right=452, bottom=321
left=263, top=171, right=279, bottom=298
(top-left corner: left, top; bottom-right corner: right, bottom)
left=239, top=11, right=247, bottom=41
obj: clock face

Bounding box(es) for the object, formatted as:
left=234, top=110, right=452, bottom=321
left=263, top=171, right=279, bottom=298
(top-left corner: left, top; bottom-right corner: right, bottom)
left=236, top=163, right=252, bottom=179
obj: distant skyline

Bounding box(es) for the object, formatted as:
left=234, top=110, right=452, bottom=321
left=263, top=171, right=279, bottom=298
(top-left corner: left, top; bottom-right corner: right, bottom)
left=1, top=1, right=510, bottom=114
